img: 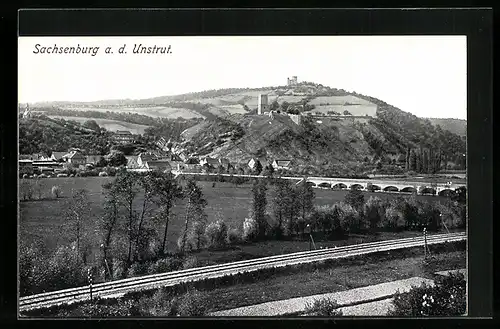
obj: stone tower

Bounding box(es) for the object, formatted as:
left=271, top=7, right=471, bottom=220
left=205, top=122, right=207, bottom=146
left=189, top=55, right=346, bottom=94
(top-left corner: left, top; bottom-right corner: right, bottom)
left=258, top=94, right=268, bottom=115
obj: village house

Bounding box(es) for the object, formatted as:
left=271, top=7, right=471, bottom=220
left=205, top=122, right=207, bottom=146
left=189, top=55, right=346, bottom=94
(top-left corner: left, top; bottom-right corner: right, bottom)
left=272, top=159, right=292, bottom=170
left=19, top=153, right=44, bottom=161
left=248, top=158, right=262, bottom=170
left=63, top=151, right=86, bottom=166
left=168, top=153, right=184, bottom=171
left=19, top=160, right=34, bottom=175
left=125, top=155, right=141, bottom=169
left=143, top=159, right=171, bottom=173
left=199, top=156, right=219, bottom=168
left=85, top=155, right=103, bottom=166
left=113, top=130, right=135, bottom=144
left=184, top=157, right=200, bottom=170
left=137, top=152, right=157, bottom=167
left=49, top=152, right=67, bottom=162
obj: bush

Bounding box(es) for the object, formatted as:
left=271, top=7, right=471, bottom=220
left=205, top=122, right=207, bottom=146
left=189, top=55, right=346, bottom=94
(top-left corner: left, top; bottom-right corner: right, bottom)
left=304, top=297, right=343, bottom=316
left=182, top=256, right=199, bottom=270
left=150, top=257, right=182, bottom=274
left=51, top=185, right=62, bottom=198
left=176, top=289, right=209, bottom=316
left=226, top=227, right=241, bottom=245
left=242, top=217, right=258, bottom=242
left=205, top=220, right=228, bottom=249
left=337, top=202, right=365, bottom=234
left=98, top=171, right=108, bottom=177
left=112, top=259, right=127, bottom=280
left=20, top=179, right=34, bottom=201
left=389, top=272, right=466, bottom=316
left=139, top=288, right=179, bottom=316
left=127, top=262, right=148, bottom=278
left=383, top=205, right=406, bottom=231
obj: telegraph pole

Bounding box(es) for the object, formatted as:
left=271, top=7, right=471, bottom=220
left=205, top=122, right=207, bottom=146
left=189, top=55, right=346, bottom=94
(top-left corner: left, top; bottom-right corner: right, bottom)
left=87, top=268, right=93, bottom=302
left=423, top=228, right=428, bottom=259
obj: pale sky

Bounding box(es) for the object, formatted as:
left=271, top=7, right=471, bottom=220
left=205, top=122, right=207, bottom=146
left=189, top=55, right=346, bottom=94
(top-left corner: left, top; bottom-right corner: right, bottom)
left=18, top=36, right=467, bottom=120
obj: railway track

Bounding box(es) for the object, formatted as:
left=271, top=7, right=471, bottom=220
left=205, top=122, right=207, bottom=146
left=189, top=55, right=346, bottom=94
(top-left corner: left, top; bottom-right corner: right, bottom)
left=19, top=232, right=465, bottom=312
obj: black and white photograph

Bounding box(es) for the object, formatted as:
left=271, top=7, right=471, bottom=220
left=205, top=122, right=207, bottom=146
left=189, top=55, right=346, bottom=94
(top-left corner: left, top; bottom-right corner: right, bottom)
left=18, top=34, right=468, bottom=318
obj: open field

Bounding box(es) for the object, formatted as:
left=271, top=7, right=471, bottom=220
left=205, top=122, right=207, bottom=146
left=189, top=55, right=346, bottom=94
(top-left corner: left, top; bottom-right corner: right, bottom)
left=19, top=177, right=452, bottom=258
left=312, top=104, right=378, bottom=117
left=57, top=106, right=205, bottom=119
left=48, top=116, right=151, bottom=134
left=309, top=95, right=374, bottom=106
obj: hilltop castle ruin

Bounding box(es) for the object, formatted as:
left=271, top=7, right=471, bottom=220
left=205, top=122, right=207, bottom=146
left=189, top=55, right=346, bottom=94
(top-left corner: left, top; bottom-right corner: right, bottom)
left=287, top=76, right=298, bottom=86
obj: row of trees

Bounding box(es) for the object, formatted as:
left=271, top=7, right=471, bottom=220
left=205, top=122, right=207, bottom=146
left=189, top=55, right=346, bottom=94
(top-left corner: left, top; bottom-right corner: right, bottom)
left=245, top=179, right=466, bottom=242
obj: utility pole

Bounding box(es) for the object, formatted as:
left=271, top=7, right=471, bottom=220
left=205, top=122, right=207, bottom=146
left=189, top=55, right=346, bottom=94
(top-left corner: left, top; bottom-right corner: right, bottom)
left=423, top=228, right=427, bottom=259
left=87, top=268, right=93, bottom=302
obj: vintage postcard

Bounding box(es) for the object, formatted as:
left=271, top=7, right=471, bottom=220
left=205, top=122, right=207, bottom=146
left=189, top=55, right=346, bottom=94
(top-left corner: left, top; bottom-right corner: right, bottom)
left=18, top=34, right=467, bottom=318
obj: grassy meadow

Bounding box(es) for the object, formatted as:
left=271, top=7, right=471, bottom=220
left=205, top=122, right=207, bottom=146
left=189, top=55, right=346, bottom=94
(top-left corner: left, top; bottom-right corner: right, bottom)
left=19, top=177, right=452, bottom=259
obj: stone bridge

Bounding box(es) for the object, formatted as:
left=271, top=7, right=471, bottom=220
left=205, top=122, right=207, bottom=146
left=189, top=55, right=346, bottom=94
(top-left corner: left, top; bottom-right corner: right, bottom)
left=292, top=176, right=466, bottom=196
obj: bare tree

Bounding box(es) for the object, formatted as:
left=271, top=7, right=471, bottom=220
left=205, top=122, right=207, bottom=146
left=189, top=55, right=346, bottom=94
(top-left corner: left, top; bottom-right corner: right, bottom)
left=64, top=189, right=91, bottom=259
left=180, top=179, right=207, bottom=253
left=151, top=172, right=183, bottom=255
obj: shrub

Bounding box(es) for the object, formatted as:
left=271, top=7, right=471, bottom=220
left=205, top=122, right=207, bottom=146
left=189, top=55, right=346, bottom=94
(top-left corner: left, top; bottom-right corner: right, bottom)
left=226, top=227, right=241, bottom=245
left=40, top=244, right=87, bottom=293
left=242, top=217, right=258, bottom=242
left=98, top=171, right=108, bottom=177
left=150, top=257, right=182, bottom=274
left=389, top=272, right=466, bottom=316
left=20, top=179, right=34, bottom=201
left=51, top=185, right=62, bottom=198
left=182, top=256, right=199, bottom=269
left=127, top=262, right=148, bottom=278
left=205, top=220, right=228, bottom=249
left=418, top=201, right=440, bottom=231
left=112, top=259, right=127, bottom=280
left=304, top=297, right=343, bottom=316
left=337, top=202, right=364, bottom=234
left=139, top=288, right=179, bottom=316
left=383, top=205, right=406, bottom=231
left=176, top=289, right=209, bottom=316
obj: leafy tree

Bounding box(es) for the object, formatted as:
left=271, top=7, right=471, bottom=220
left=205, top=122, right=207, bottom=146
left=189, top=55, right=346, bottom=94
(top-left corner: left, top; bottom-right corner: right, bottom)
left=272, top=179, right=293, bottom=239
left=364, top=196, right=385, bottom=231
left=295, top=179, right=315, bottom=229
left=251, top=179, right=268, bottom=239
left=344, top=186, right=365, bottom=212
left=254, top=160, right=263, bottom=175
left=83, top=120, right=100, bottom=131
left=106, top=150, right=127, bottom=167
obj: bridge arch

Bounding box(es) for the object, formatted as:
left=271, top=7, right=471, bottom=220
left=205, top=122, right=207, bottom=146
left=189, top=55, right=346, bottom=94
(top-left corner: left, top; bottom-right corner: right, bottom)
left=383, top=186, right=399, bottom=192
left=350, top=184, right=364, bottom=190
left=420, top=187, right=436, bottom=195
left=400, top=186, right=417, bottom=194
left=332, top=183, right=348, bottom=189
left=317, top=182, right=331, bottom=188
left=306, top=182, right=316, bottom=187
left=438, top=188, right=455, bottom=197
left=366, top=184, right=381, bottom=192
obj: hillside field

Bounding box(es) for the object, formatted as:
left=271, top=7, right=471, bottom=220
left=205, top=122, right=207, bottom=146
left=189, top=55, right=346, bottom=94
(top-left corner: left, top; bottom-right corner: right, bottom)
left=19, top=177, right=450, bottom=258
left=48, top=116, right=151, bottom=134
left=57, top=106, right=205, bottom=119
